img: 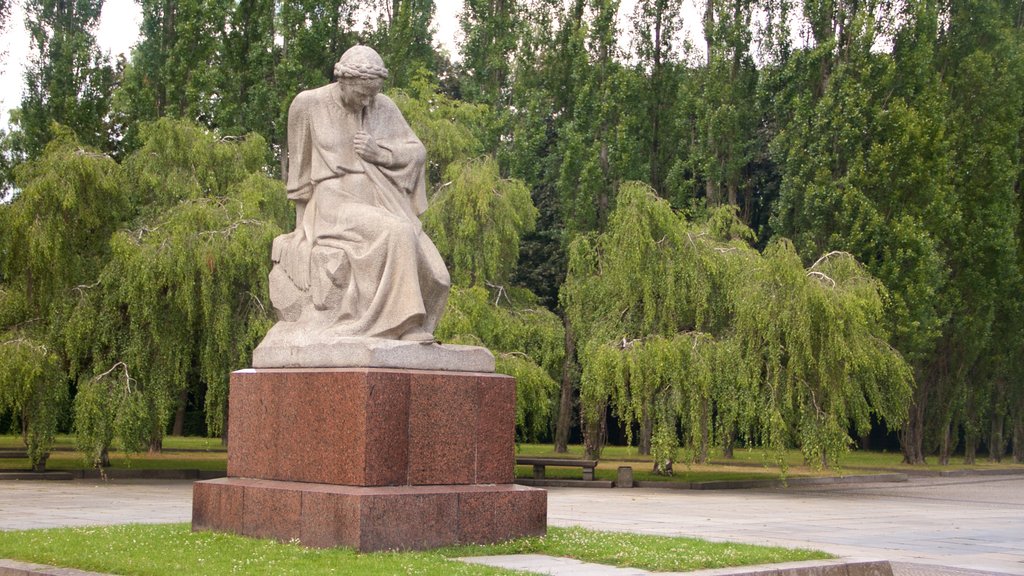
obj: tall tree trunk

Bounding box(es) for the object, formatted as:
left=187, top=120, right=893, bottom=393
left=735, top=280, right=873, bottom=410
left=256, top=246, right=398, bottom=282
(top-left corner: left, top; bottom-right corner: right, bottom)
left=583, top=402, right=607, bottom=460
left=698, top=398, right=710, bottom=464
left=221, top=406, right=229, bottom=447
left=148, top=418, right=163, bottom=454
left=939, top=419, right=953, bottom=465
left=1013, top=414, right=1023, bottom=463
left=171, top=388, right=188, bottom=437
left=554, top=317, right=576, bottom=453
left=901, top=394, right=927, bottom=464
left=638, top=408, right=652, bottom=455
left=963, top=430, right=977, bottom=465
left=990, top=413, right=1005, bottom=462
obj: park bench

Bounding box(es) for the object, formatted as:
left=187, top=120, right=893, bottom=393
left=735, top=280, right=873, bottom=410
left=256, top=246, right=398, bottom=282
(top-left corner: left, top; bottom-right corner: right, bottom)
left=515, top=457, right=598, bottom=481
left=0, top=449, right=48, bottom=472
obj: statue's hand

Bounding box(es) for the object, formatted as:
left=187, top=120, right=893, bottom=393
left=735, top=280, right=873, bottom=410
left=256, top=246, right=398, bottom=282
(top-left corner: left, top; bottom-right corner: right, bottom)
left=354, top=131, right=392, bottom=165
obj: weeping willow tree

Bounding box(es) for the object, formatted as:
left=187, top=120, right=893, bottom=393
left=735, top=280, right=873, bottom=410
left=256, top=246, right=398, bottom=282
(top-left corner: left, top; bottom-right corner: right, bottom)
left=425, top=156, right=562, bottom=442
left=389, top=76, right=497, bottom=189
left=563, top=182, right=912, bottom=471
left=59, top=119, right=291, bottom=463
left=0, top=127, right=127, bottom=468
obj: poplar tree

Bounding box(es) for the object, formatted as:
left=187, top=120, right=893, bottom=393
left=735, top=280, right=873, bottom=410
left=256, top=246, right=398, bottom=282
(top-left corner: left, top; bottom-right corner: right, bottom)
left=678, top=0, right=759, bottom=215
left=215, top=0, right=279, bottom=139
left=767, top=0, right=954, bottom=463
left=459, top=0, right=522, bottom=107
left=18, top=0, right=114, bottom=156
left=114, top=0, right=232, bottom=152
left=369, top=0, right=439, bottom=89
left=630, top=0, right=684, bottom=197
left=929, top=0, right=1024, bottom=464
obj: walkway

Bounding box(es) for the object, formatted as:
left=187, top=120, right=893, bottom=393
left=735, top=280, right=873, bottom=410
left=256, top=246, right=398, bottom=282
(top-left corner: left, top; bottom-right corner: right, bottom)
left=0, top=475, right=1021, bottom=574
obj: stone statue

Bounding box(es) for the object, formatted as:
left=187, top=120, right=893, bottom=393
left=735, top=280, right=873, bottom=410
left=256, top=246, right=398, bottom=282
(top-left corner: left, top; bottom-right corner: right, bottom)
left=253, top=46, right=491, bottom=371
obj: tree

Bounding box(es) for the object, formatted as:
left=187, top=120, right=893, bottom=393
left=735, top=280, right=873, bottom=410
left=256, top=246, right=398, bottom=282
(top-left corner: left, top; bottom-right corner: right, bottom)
left=424, top=157, right=537, bottom=287
left=389, top=75, right=496, bottom=188
left=928, top=0, right=1024, bottom=464
left=425, top=158, right=563, bottom=442
left=367, top=0, right=439, bottom=90
left=677, top=0, right=759, bottom=215
left=114, top=0, right=232, bottom=149
left=630, top=0, right=684, bottom=197
left=18, top=0, right=115, bottom=157
left=214, top=0, right=279, bottom=139
left=459, top=0, right=522, bottom=107
left=766, top=0, right=955, bottom=464
left=0, top=127, right=127, bottom=467
left=59, top=119, right=290, bottom=460
left=563, top=182, right=912, bottom=470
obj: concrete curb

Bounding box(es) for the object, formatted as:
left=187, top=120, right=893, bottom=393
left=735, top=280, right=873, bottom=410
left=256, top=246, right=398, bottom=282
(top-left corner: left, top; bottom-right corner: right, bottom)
left=456, top=555, right=896, bottom=575
left=0, top=559, right=110, bottom=576
left=0, top=469, right=225, bottom=481
left=674, top=558, right=893, bottom=575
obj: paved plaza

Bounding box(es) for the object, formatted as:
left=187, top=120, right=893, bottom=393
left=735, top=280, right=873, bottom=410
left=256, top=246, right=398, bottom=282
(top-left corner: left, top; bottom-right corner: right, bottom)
left=0, top=474, right=1021, bottom=575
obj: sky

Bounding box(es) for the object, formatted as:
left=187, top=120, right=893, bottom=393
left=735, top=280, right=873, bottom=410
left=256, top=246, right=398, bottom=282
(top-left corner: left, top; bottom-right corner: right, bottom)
left=0, top=0, right=702, bottom=128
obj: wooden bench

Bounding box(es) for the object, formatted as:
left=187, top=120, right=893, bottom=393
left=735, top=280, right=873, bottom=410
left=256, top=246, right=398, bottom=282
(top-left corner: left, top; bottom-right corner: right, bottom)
left=0, top=449, right=48, bottom=472
left=515, top=457, right=598, bottom=481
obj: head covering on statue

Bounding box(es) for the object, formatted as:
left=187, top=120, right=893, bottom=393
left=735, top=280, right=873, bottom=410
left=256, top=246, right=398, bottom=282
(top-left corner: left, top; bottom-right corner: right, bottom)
left=253, top=46, right=490, bottom=371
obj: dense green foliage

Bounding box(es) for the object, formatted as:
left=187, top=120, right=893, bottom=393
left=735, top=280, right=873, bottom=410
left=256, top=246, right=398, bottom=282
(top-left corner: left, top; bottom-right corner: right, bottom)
left=563, top=183, right=911, bottom=468
left=2, top=1, right=1023, bottom=466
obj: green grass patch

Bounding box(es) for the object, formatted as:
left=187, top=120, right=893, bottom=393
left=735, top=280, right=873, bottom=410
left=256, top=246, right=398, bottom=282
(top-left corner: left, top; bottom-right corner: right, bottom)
left=515, top=443, right=1024, bottom=474
left=454, top=526, right=831, bottom=571
left=4, top=436, right=1019, bottom=477
left=0, top=523, right=831, bottom=575
left=0, top=435, right=226, bottom=452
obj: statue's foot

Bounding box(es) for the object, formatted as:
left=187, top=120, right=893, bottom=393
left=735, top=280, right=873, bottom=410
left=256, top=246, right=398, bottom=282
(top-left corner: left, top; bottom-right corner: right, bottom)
left=400, top=329, right=436, bottom=344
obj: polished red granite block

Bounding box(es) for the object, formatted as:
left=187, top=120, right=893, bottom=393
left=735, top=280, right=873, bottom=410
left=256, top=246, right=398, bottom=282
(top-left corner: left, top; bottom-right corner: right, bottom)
left=475, top=377, right=516, bottom=484
left=457, top=485, right=547, bottom=543
left=359, top=491, right=459, bottom=549
left=191, top=478, right=546, bottom=552
left=225, top=376, right=276, bottom=480
left=361, top=370, right=411, bottom=486
left=408, top=372, right=476, bottom=485
left=192, top=479, right=244, bottom=533
left=243, top=479, right=302, bottom=541
left=226, top=368, right=516, bottom=486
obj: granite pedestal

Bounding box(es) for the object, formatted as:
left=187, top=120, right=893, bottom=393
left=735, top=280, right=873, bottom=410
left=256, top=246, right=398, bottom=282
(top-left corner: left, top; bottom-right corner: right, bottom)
left=192, top=368, right=547, bottom=551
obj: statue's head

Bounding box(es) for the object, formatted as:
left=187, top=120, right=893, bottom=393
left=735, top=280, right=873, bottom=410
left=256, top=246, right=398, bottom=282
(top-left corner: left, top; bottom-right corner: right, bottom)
left=334, top=46, right=388, bottom=111
left=334, top=45, right=389, bottom=82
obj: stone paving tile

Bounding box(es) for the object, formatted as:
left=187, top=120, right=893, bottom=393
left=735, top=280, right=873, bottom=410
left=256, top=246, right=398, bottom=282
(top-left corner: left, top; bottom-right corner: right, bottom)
left=2, top=475, right=1022, bottom=575
left=891, top=562, right=1017, bottom=576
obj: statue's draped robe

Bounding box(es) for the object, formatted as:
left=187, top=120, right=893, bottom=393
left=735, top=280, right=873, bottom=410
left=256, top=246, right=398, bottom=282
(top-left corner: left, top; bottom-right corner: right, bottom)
left=272, top=85, right=449, bottom=339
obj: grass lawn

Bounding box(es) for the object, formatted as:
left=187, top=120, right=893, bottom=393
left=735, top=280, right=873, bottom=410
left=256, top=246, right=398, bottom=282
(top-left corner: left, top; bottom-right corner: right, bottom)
left=0, top=524, right=832, bottom=575
left=514, top=442, right=1024, bottom=479
left=3, top=435, right=1021, bottom=480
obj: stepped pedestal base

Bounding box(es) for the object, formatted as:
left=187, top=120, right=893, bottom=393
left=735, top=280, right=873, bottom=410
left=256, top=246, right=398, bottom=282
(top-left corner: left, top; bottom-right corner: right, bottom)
left=191, top=367, right=547, bottom=551
left=193, top=478, right=546, bottom=551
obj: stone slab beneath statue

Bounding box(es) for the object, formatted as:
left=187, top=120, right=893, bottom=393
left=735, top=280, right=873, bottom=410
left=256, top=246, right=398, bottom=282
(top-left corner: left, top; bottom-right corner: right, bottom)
left=226, top=368, right=516, bottom=486
left=192, top=477, right=547, bottom=551
left=252, top=326, right=495, bottom=372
